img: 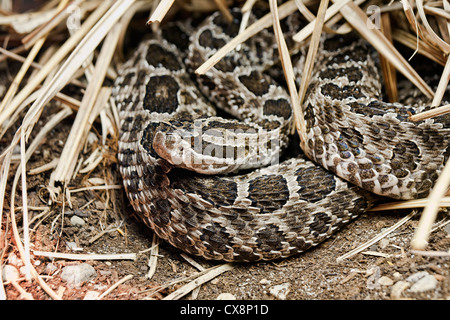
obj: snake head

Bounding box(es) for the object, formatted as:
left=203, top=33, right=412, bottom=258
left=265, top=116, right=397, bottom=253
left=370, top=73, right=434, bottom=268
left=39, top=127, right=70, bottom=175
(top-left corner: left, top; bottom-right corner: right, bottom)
left=152, top=122, right=229, bottom=174
left=152, top=122, right=241, bottom=175
left=152, top=123, right=193, bottom=166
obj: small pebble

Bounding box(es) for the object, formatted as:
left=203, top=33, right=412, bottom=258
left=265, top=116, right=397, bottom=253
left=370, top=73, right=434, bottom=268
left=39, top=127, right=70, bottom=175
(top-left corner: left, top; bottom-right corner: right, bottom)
left=61, top=263, right=96, bottom=285
left=269, top=283, right=290, bottom=300
left=392, top=272, right=402, bottom=280
left=2, top=265, right=19, bottom=282
left=366, top=266, right=381, bottom=290
left=70, top=215, right=85, bottom=227
left=379, top=238, right=389, bottom=249
left=444, top=223, right=450, bottom=235
left=46, top=263, right=58, bottom=274
left=216, top=293, right=236, bottom=300
left=84, top=291, right=100, bottom=300
left=406, top=271, right=429, bottom=283
left=379, top=276, right=394, bottom=286
left=7, top=253, right=23, bottom=267
left=390, top=281, right=410, bottom=299
left=409, top=274, right=438, bottom=293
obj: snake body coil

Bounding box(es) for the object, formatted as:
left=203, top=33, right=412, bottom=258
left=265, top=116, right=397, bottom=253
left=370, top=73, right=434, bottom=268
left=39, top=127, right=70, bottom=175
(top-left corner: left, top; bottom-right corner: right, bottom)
left=114, top=10, right=449, bottom=262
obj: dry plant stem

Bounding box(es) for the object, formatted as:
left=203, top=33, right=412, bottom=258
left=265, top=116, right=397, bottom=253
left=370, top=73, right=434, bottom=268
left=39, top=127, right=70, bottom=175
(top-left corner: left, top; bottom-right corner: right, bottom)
left=337, top=211, right=417, bottom=262
left=294, top=0, right=350, bottom=36
left=181, top=253, right=205, bottom=299
left=147, top=234, right=159, bottom=280
left=97, top=274, right=133, bottom=300
left=401, top=0, right=430, bottom=57
left=411, top=157, right=450, bottom=250
left=49, top=6, right=127, bottom=188
left=11, top=107, right=73, bottom=281
left=0, top=0, right=112, bottom=131
left=392, top=29, right=446, bottom=66
left=431, top=55, right=450, bottom=107
left=148, top=0, right=175, bottom=23
left=416, top=0, right=450, bottom=53
left=295, top=0, right=317, bottom=21
left=140, top=265, right=224, bottom=297
left=411, top=249, right=450, bottom=257
left=297, top=0, right=329, bottom=106
left=379, top=13, right=398, bottom=102
left=0, top=36, right=46, bottom=113
left=33, top=251, right=137, bottom=261
left=195, top=0, right=300, bottom=75
left=0, top=0, right=71, bottom=127
left=242, top=0, right=258, bottom=12
left=68, top=185, right=122, bottom=194
left=292, top=0, right=362, bottom=43
left=0, top=44, right=29, bottom=64
left=162, top=264, right=234, bottom=300
left=20, top=131, right=31, bottom=280
left=369, top=196, right=450, bottom=211
left=424, top=5, right=450, bottom=20
left=269, top=0, right=308, bottom=151
left=5, top=1, right=71, bottom=272
left=410, top=103, right=450, bottom=121
left=10, top=280, right=34, bottom=300
left=213, top=0, right=233, bottom=22
left=334, top=0, right=434, bottom=99
left=0, top=266, right=5, bottom=300
left=8, top=184, right=61, bottom=300
left=21, top=0, right=77, bottom=49
left=0, top=47, right=41, bottom=70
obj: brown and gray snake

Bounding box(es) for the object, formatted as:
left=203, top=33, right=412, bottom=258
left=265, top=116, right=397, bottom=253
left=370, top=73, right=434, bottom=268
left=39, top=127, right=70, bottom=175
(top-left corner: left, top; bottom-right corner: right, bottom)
left=113, top=9, right=450, bottom=262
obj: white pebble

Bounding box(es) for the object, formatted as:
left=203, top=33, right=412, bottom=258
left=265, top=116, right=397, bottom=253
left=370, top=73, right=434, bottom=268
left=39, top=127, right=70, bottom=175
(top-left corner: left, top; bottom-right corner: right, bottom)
left=46, top=263, right=58, bottom=274
left=390, top=281, right=410, bottom=299
left=7, top=252, right=23, bottom=267
left=216, top=293, right=236, bottom=300
left=84, top=291, right=100, bottom=300
left=61, top=263, right=96, bottom=285
left=269, top=283, right=290, bottom=300
left=379, top=276, right=394, bottom=286
left=2, top=265, right=19, bottom=282
left=392, top=272, right=402, bottom=280
left=409, top=274, right=438, bottom=293
left=406, top=271, right=429, bottom=283
left=379, top=238, right=389, bottom=249
left=70, top=215, right=85, bottom=227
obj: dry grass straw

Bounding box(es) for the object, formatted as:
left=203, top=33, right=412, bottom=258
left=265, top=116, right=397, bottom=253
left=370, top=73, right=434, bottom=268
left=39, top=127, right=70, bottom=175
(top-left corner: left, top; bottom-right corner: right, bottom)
left=33, top=251, right=137, bottom=261
left=162, top=263, right=234, bottom=300
left=296, top=0, right=329, bottom=108
left=195, top=0, right=302, bottom=75
left=379, top=12, right=398, bottom=102
left=0, top=0, right=137, bottom=300
left=148, top=0, right=175, bottom=23
left=337, top=211, right=418, bottom=262
left=396, top=0, right=450, bottom=251
left=269, top=0, right=308, bottom=148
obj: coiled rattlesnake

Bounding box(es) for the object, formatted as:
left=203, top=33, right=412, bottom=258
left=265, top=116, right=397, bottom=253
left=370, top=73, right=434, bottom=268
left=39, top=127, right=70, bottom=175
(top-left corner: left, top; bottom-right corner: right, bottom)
left=114, top=9, right=449, bottom=262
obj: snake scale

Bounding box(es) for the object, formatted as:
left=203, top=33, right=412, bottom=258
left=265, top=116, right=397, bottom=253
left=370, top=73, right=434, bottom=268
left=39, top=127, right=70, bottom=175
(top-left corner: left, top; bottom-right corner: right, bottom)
left=114, top=9, right=450, bottom=262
